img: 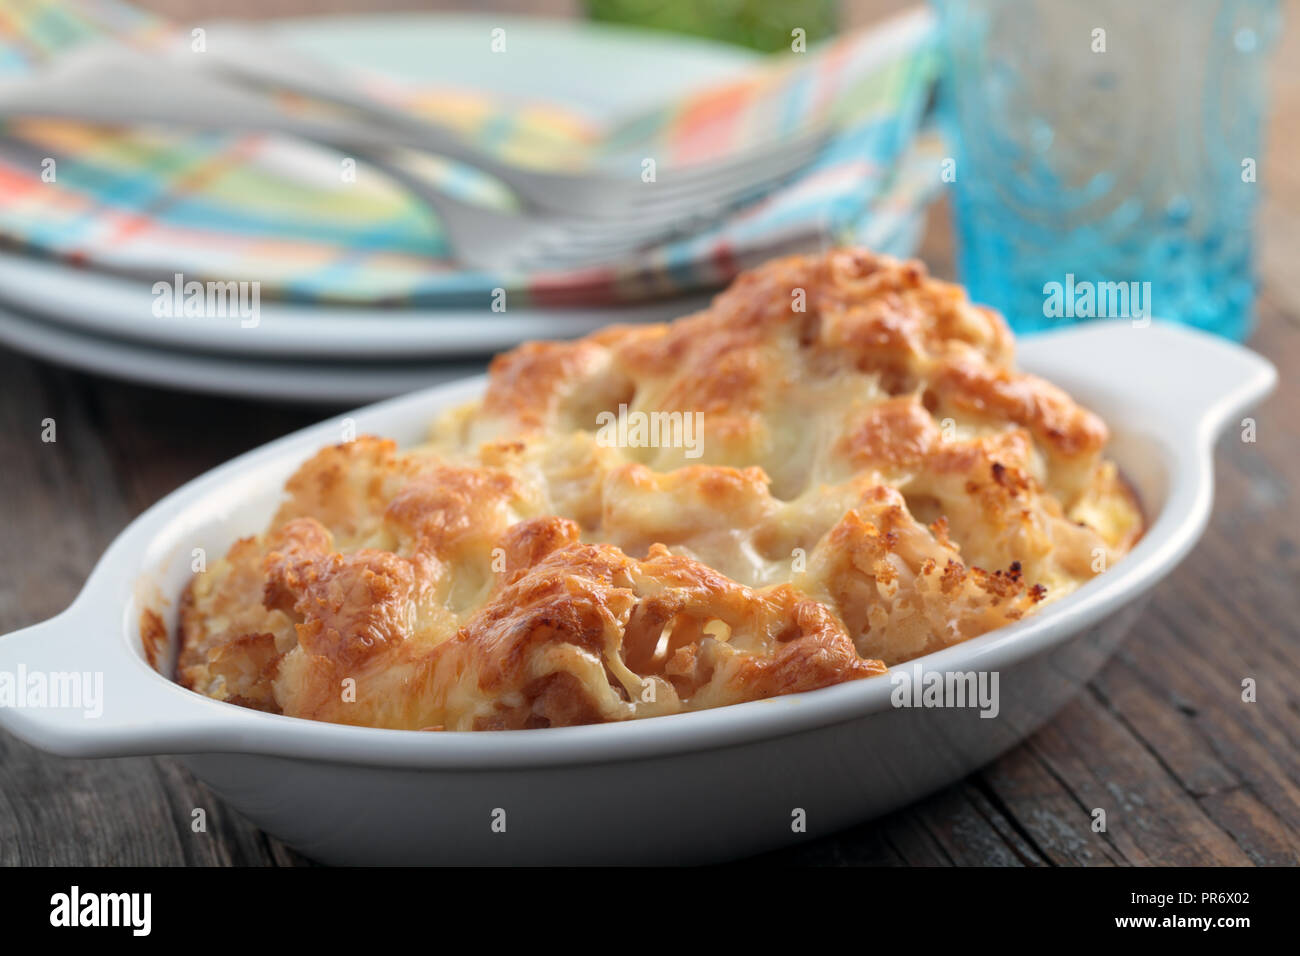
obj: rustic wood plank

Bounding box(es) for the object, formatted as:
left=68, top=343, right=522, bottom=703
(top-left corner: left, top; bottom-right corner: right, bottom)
left=749, top=814, right=908, bottom=865
left=975, top=746, right=1126, bottom=866
left=760, top=779, right=1051, bottom=866
left=1102, top=603, right=1300, bottom=850
left=92, top=380, right=329, bottom=512
left=0, top=356, right=129, bottom=624
left=868, top=808, right=959, bottom=866
left=933, top=780, right=1048, bottom=866
left=1021, top=694, right=1254, bottom=866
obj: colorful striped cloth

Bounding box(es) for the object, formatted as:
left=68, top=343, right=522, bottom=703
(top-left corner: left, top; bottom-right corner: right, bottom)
left=0, top=0, right=941, bottom=307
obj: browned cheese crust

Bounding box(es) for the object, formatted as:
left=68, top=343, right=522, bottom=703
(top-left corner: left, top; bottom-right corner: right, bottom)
left=174, top=250, right=1143, bottom=730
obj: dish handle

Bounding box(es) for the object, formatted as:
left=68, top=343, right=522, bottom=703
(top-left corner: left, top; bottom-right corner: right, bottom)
left=1016, top=319, right=1278, bottom=446
left=0, top=602, right=260, bottom=757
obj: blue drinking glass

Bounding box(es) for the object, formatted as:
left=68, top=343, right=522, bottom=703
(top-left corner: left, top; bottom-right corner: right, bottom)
left=933, top=0, right=1281, bottom=340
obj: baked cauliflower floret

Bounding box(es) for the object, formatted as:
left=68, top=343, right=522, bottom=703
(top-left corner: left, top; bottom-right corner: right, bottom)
left=174, top=249, right=1142, bottom=730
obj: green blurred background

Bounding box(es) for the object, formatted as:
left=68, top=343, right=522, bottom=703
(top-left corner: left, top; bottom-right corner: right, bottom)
left=583, top=0, right=838, bottom=51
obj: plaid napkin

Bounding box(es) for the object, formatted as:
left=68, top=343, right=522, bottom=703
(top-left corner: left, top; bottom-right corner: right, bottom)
left=0, top=0, right=941, bottom=307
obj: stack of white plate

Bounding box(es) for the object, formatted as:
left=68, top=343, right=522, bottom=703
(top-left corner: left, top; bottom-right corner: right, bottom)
left=0, top=251, right=711, bottom=402
left=0, top=14, right=751, bottom=403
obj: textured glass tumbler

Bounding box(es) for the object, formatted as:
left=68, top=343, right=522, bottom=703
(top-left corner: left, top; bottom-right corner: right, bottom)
left=934, top=0, right=1280, bottom=340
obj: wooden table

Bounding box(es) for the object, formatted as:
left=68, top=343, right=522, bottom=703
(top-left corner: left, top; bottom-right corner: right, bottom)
left=2, top=2, right=1297, bottom=866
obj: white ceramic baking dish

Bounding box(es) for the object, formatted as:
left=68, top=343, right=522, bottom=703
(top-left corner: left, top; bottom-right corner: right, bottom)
left=0, top=320, right=1275, bottom=865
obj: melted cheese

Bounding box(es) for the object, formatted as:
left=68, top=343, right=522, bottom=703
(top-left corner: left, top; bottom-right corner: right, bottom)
left=175, top=249, right=1142, bottom=730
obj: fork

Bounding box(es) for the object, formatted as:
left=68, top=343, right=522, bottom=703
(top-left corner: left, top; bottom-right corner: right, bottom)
left=0, top=38, right=830, bottom=269
left=188, top=25, right=829, bottom=221
left=362, top=143, right=825, bottom=272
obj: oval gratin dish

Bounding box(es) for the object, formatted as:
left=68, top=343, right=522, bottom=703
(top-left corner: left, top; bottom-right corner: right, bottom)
left=0, top=319, right=1276, bottom=864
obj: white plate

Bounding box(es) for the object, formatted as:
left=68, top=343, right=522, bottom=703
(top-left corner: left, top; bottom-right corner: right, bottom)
left=0, top=253, right=710, bottom=360
left=0, top=14, right=752, bottom=360
left=0, top=322, right=1276, bottom=864
left=0, top=302, right=486, bottom=403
